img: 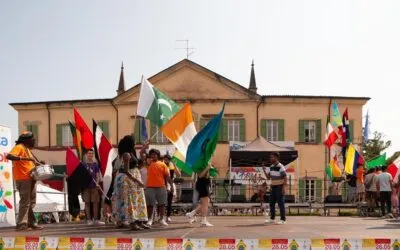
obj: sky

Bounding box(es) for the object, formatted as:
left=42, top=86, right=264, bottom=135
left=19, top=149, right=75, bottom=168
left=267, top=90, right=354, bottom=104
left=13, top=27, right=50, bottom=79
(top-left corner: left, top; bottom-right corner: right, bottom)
left=0, top=1, right=399, bottom=155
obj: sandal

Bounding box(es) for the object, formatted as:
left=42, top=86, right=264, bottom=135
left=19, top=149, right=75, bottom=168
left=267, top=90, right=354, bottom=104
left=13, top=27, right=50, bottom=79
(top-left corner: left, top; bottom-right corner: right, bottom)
left=139, top=222, right=151, bottom=229
left=16, top=224, right=32, bottom=231
left=129, top=222, right=142, bottom=231
left=29, top=224, right=44, bottom=230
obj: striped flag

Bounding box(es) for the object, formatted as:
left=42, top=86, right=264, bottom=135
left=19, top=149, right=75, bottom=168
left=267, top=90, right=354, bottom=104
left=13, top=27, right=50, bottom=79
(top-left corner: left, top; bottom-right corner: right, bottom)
left=344, top=144, right=361, bottom=175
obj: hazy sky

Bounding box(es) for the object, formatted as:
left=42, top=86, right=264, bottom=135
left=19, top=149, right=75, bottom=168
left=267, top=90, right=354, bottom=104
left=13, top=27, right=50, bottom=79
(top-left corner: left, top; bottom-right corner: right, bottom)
left=1, top=1, right=399, bottom=155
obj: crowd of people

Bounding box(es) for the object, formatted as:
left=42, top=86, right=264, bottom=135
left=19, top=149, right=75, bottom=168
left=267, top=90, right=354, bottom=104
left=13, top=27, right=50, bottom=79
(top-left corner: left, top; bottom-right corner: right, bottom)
left=7, top=132, right=292, bottom=231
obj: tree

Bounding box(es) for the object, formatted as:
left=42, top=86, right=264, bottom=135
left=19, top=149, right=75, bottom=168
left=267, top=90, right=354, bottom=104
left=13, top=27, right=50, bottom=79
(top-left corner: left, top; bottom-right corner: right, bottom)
left=362, top=131, right=391, bottom=162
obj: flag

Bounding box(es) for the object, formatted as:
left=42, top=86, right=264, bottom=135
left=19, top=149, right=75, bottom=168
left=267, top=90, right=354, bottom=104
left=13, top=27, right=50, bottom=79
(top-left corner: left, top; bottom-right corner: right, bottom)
left=66, top=147, right=92, bottom=194
left=93, top=120, right=117, bottom=201
left=74, top=108, right=94, bottom=150
left=69, top=121, right=83, bottom=160
left=332, top=101, right=343, bottom=128
left=364, top=111, right=369, bottom=141
left=140, top=117, right=148, bottom=142
left=326, top=165, right=333, bottom=181
left=366, top=153, right=386, bottom=169
left=330, top=155, right=342, bottom=178
left=186, top=104, right=225, bottom=173
left=136, top=76, right=181, bottom=127
left=161, top=103, right=197, bottom=157
left=171, top=151, right=193, bottom=176
left=340, top=108, right=350, bottom=146
left=344, top=144, right=361, bottom=175
left=324, top=123, right=338, bottom=148
left=388, top=155, right=400, bottom=179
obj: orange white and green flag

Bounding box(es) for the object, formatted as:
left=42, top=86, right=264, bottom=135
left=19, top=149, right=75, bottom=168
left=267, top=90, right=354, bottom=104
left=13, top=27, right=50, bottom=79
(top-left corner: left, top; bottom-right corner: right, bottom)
left=161, top=103, right=197, bottom=157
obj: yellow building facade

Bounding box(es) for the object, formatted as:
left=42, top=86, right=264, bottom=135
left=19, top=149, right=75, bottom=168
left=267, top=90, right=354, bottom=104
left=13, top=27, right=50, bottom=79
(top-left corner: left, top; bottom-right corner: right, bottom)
left=10, top=59, right=369, bottom=202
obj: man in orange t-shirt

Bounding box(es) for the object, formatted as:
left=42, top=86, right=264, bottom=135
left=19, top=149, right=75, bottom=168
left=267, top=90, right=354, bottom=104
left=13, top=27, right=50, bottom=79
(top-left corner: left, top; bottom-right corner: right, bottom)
left=356, top=164, right=366, bottom=202
left=6, top=132, right=43, bottom=231
left=145, top=149, right=174, bottom=227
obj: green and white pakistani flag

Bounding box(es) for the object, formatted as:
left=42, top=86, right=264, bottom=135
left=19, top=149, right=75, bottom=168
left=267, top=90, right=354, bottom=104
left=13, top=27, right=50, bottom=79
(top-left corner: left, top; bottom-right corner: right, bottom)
left=137, top=76, right=181, bottom=127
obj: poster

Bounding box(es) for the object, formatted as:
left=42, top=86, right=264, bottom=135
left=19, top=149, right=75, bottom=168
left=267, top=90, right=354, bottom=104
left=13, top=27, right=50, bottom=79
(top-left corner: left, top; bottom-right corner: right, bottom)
left=0, top=125, right=16, bottom=227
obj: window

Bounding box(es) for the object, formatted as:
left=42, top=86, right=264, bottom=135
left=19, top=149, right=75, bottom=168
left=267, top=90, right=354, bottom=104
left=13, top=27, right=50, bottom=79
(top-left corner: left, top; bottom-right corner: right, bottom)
left=56, top=124, right=73, bottom=146
left=156, top=127, right=169, bottom=143
left=227, top=120, right=240, bottom=141
left=26, top=124, right=38, bottom=146
left=299, top=178, right=322, bottom=203
left=299, top=120, right=321, bottom=143
left=304, top=121, right=316, bottom=143
left=266, top=120, right=279, bottom=141
left=261, top=119, right=284, bottom=141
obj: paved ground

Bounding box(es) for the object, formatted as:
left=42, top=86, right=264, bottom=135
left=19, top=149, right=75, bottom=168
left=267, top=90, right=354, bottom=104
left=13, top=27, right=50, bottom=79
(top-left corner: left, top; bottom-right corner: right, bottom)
left=0, top=216, right=399, bottom=238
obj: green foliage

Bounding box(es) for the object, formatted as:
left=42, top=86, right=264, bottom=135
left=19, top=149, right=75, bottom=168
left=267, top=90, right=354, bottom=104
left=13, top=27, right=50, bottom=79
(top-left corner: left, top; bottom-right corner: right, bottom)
left=362, top=131, right=391, bottom=162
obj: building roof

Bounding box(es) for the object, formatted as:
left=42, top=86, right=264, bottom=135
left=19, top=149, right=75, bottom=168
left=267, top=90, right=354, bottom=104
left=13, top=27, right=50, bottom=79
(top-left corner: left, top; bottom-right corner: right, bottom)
left=9, top=59, right=370, bottom=106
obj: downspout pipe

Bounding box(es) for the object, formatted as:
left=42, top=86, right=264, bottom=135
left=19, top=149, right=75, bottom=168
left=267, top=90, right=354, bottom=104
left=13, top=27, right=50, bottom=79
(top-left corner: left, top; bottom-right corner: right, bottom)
left=46, top=103, right=51, bottom=147
left=111, top=101, right=119, bottom=143
left=256, top=96, right=265, bottom=137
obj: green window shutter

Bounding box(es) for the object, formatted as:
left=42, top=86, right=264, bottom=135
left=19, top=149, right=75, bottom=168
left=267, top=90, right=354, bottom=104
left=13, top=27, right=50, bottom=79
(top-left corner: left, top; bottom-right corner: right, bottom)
left=240, top=185, right=246, bottom=196
left=239, top=119, right=245, bottom=141
left=298, top=120, right=305, bottom=142
left=220, top=118, right=228, bottom=142
left=278, top=119, right=285, bottom=141
left=316, top=179, right=322, bottom=202
left=316, top=119, right=322, bottom=144
left=261, top=119, right=266, bottom=138
left=99, top=121, right=109, bottom=138
left=134, top=119, right=141, bottom=144
left=150, top=123, right=157, bottom=143
left=56, top=124, right=63, bottom=146
left=299, top=179, right=305, bottom=202
left=349, top=120, right=354, bottom=143
left=27, top=124, right=39, bottom=146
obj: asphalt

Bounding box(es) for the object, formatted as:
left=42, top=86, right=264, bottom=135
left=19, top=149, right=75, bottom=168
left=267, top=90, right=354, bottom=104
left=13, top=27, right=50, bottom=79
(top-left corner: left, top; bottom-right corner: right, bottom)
left=0, top=216, right=398, bottom=238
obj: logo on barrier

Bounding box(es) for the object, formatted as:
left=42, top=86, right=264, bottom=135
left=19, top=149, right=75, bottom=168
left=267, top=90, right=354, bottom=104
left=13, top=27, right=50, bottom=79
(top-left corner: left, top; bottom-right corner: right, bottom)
left=236, top=240, right=247, bottom=250
left=184, top=240, right=194, bottom=250
left=133, top=239, right=143, bottom=250
left=39, top=239, right=48, bottom=250
left=85, top=239, right=94, bottom=250
left=289, top=240, right=299, bottom=250
left=0, top=238, right=4, bottom=250
left=392, top=240, right=400, bottom=250
left=342, top=239, right=351, bottom=250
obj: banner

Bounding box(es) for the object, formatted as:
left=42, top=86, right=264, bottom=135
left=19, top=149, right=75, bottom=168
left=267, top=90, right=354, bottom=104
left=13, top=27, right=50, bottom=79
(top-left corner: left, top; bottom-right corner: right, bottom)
left=230, top=164, right=296, bottom=185
left=0, top=125, right=16, bottom=227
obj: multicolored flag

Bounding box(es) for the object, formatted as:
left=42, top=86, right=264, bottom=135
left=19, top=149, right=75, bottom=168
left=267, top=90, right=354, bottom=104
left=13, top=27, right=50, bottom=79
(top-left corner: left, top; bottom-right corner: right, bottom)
left=74, top=108, right=94, bottom=150
left=340, top=108, right=350, bottom=146
left=186, top=104, right=225, bottom=173
left=171, top=151, right=193, bottom=176
left=140, top=117, right=148, bottom=143
left=330, top=155, right=342, bottom=178
left=344, top=144, right=361, bottom=175
left=136, top=76, right=181, bottom=127
left=324, top=123, right=338, bottom=148
left=68, top=121, right=83, bottom=160
left=388, top=155, right=400, bottom=179
left=161, top=103, right=197, bottom=157
left=332, top=101, right=343, bottom=128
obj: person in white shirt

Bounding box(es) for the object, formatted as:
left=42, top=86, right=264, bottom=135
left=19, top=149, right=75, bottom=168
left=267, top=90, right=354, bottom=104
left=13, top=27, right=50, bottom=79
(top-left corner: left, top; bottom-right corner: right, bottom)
left=377, top=166, right=393, bottom=217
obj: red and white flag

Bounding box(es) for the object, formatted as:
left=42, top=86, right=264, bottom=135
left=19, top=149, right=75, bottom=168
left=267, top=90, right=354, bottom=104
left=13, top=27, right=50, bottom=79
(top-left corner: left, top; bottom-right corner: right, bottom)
left=388, top=155, right=400, bottom=180
left=93, top=120, right=117, bottom=201
left=324, top=123, right=338, bottom=148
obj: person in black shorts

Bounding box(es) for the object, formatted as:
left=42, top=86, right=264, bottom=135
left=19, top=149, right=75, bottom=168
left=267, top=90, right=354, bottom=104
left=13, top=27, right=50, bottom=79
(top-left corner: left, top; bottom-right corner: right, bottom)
left=185, top=165, right=213, bottom=227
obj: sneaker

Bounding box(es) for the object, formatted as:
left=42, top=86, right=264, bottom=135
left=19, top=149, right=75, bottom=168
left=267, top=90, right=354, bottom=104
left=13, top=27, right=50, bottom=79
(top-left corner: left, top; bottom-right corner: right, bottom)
left=264, top=219, right=275, bottom=224
left=167, top=217, right=172, bottom=223
left=189, top=216, right=197, bottom=224
left=276, top=220, right=286, bottom=225
left=186, top=212, right=195, bottom=218
left=147, top=219, right=153, bottom=226
left=160, top=220, right=168, bottom=226
left=200, top=221, right=214, bottom=227
left=86, top=220, right=93, bottom=225
left=94, top=220, right=105, bottom=225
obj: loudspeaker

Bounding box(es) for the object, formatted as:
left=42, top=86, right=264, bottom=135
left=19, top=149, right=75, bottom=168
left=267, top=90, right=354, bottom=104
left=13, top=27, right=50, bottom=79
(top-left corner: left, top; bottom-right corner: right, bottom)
left=325, top=195, right=342, bottom=203
left=180, top=189, right=193, bottom=203
left=231, top=195, right=246, bottom=203
left=284, top=195, right=295, bottom=203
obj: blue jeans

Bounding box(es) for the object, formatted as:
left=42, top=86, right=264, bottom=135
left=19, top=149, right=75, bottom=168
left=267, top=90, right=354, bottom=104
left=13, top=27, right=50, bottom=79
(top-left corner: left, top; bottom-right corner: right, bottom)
left=270, top=185, right=286, bottom=221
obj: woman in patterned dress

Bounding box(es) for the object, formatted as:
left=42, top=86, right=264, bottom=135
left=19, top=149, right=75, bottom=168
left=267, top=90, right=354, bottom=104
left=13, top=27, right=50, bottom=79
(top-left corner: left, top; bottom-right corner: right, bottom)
left=112, top=135, right=149, bottom=230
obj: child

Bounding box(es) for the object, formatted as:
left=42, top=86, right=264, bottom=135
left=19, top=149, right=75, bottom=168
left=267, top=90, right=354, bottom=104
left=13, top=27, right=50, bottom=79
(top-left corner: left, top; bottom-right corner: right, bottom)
left=391, top=183, right=399, bottom=220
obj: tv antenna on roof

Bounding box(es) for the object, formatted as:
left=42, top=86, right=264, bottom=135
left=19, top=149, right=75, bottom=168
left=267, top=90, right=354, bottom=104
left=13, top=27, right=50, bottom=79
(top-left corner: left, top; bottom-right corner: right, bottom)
left=175, top=40, right=195, bottom=59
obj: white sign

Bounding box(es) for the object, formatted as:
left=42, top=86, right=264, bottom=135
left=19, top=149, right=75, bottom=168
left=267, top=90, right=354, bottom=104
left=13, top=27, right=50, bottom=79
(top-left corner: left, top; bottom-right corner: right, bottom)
left=0, top=125, right=16, bottom=226
left=230, top=166, right=295, bottom=185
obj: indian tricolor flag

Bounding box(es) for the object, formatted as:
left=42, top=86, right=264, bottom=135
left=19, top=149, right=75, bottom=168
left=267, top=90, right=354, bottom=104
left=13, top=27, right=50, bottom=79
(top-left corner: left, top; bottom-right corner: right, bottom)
left=161, top=103, right=197, bottom=157
left=137, top=76, right=181, bottom=127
